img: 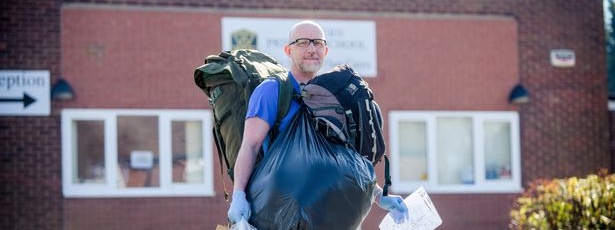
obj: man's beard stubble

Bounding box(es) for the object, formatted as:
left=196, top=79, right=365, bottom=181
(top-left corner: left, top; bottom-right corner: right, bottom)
left=300, top=62, right=322, bottom=74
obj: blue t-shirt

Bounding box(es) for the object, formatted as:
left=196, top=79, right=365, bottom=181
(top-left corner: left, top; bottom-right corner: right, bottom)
left=245, top=73, right=301, bottom=152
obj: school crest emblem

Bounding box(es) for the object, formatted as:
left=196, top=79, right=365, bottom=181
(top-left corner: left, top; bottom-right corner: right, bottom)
left=231, top=29, right=257, bottom=50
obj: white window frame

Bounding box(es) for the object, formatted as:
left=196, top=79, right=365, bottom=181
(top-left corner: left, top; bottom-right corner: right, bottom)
left=62, top=109, right=215, bottom=198
left=389, top=111, right=522, bottom=194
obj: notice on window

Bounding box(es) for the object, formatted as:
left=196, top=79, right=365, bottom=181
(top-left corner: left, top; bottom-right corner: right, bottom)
left=379, top=186, right=442, bottom=230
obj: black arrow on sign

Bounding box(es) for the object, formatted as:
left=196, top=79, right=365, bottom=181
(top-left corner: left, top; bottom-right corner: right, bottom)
left=0, top=93, right=37, bottom=108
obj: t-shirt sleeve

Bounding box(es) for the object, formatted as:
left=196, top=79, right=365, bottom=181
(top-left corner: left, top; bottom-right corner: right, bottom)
left=246, top=79, right=279, bottom=128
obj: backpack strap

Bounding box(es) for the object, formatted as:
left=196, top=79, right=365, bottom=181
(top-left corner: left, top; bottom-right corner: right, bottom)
left=271, top=73, right=294, bottom=135
left=212, top=127, right=231, bottom=202
left=382, top=154, right=392, bottom=196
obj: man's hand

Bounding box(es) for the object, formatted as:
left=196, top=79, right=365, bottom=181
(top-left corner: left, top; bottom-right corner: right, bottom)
left=374, top=185, right=409, bottom=224
left=227, top=190, right=251, bottom=223
left=377, top=194, right=409, bottom=224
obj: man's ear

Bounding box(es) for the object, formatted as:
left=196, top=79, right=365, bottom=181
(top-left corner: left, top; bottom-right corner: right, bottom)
left=324, top=46, right=329, bottom=56
left=284, top=45, right=291, bottom=57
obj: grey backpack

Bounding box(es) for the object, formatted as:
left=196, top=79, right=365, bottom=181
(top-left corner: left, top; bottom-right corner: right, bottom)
left=301, top=64, right=386, bottom=165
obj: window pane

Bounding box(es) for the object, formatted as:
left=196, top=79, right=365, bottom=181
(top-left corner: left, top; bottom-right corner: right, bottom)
left=484, top=121, right=512, bottom=181
left=398, top=121, right=428, bottom=181
left=117, top=116, right=159, bottom=188
left=73, top=120, right=105, bottom=184
left=172, top=120, right=204, bottom=183
left=436, top=117, right=474, bottom=185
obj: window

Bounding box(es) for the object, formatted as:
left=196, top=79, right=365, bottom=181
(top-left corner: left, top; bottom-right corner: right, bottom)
left=389, top=111, right=521, bottom=193
left=62, top=109, right=214, bottom=197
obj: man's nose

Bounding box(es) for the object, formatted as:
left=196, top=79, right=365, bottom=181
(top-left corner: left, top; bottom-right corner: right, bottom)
left=305, top=43, right=317, bottom=52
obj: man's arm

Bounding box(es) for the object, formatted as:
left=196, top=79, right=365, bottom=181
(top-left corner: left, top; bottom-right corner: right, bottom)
left=233, top=116, right=271, bottom=192
left=227, top=116, right=271, bottom=224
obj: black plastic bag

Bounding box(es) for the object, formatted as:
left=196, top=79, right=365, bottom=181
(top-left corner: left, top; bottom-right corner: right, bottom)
left=247, top=108, right=376, bottom=230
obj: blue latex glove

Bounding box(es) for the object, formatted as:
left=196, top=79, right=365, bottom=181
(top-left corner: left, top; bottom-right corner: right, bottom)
left=227, top=190, right=251, bottom=224
left=378, top=194, right=409, bottom=224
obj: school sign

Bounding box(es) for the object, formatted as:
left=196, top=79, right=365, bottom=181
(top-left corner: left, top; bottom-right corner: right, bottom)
left=222, top=17, right=377, bottom=77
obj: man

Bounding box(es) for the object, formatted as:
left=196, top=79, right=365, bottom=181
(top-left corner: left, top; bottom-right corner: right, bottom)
left=227, top=20, right=409, bottom=226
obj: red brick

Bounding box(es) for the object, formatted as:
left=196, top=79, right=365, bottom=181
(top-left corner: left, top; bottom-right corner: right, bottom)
left=0, top=1, right=610, bottom=230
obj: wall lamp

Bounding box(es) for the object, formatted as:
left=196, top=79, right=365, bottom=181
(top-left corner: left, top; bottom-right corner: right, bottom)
left=51, top=78, right=75, bottom=101
left=508, top=84, right=529, bottom=104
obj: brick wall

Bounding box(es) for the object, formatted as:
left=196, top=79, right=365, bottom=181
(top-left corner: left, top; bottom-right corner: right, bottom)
left=1, top=0, right=610, bottom=230
left=58, top=0, right=610, bottom=182
left=0, top=0, right=63, bottom=230
left=514, top=1, right=610, bottom=184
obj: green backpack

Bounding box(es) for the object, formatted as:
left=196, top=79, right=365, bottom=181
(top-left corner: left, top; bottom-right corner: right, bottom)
left=194, top=49, right=293, bottom=198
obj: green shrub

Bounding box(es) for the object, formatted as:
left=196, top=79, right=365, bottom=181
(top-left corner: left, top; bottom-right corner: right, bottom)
left=510, top=169, right=615, bottom=230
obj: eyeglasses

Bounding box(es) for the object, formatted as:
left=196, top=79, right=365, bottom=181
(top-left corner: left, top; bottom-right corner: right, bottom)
left=288, top=38, right=327, bottom=48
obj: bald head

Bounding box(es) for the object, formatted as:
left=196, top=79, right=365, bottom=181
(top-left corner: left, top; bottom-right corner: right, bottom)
left=288, top=20, right=326, bottom=42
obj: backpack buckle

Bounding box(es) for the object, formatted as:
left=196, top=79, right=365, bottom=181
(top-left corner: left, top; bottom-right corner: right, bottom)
left=345, top=110, right=357, bottom=140
left=210, top=86, right=223, bottom=103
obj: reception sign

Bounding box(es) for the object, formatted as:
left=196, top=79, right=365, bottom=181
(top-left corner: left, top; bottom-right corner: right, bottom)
left=0, top=70, right=50, bottom=116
